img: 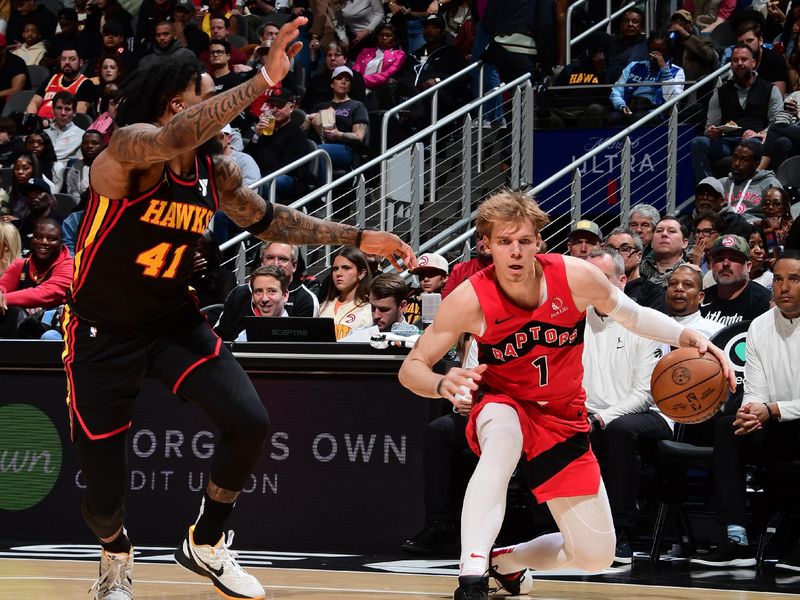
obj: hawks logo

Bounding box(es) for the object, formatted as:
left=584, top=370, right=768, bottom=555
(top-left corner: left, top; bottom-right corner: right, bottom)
left=344, top=313, right=357, bottom=324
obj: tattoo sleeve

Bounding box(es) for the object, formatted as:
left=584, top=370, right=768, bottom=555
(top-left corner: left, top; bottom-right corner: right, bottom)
left=110, top=76, right=270, bottom=165
left=215, top=155, right=360, bottom=246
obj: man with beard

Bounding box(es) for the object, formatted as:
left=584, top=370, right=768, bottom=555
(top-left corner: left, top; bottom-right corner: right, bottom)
left=718, top=140, right=782, bottom=224
left=640, top=216, right=689, bottom=287
left=65, top=129, right=105, bottom=199
left=677, top=177, right=752, bottom=241
left=735, top=20, right=788, bottom=97
left=665, top=264, right=722, bottom=338
left=701, top=234, right=771, bottom=326
left=25, top=46, right=95, bottom=123
left=370, top=272, right=410, bottom=333
left=232, top=265, right=290, bottom=340
left=138, top=21, right=196, bottom=71
left=604, top=227, right=666, bottom=311
left=691, top=44, right=782, bottom=181
left=0, top=218, right=72, bottom=338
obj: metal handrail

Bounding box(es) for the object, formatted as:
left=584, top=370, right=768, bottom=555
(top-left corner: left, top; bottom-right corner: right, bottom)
left=571, top=1, right=636, bottom=54
left=219, top=149, right=333, bottom=252
left=528, top=62, right=729, bottom=198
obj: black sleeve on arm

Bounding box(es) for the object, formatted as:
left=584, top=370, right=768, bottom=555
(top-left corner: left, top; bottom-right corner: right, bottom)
left=245, top=199, right=275, bottom=236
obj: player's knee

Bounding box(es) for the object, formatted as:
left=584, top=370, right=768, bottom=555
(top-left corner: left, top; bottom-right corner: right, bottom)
left=484, top=425, right=523, bottom=457
left=572, top=532, right=615, bottom=571
left=240, top=401, right=270, bottom=443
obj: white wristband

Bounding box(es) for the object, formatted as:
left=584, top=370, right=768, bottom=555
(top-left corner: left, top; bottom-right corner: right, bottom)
left=259, top=66, right=275, bottom=87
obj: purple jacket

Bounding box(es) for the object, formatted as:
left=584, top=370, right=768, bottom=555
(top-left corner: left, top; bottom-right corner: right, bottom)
left=352, top=46, right=407, bottom=89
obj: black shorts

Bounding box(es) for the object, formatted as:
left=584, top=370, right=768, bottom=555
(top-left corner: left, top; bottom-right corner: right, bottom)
left=62, top=305, right=222, bottom=440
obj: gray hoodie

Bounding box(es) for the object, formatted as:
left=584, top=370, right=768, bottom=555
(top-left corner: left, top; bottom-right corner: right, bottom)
left=718, top=169, right=782, bottom=224
left=138, top=39, right=196, bottom=71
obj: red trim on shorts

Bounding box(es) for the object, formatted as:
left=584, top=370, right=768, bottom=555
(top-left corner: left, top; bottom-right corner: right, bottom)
left=171, top=330, right=222, bottom=394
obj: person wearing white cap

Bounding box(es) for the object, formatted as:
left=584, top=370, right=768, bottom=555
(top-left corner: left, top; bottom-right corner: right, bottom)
left=676, top=176, right=753, bottom=245
left=309, top=65, right=369, bottom=182
left=404, top=252, right=449, bottom=324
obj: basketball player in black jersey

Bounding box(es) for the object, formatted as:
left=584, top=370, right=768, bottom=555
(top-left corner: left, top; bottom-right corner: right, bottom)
left=62, top=18, right=416, bottom=600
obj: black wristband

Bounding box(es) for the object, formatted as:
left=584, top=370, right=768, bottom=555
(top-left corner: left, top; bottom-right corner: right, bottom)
left=245, top=202, right=275, bottom=237
left=763, top=402, right=774, bottom=420
left=355, top=227, right=365, bottom=249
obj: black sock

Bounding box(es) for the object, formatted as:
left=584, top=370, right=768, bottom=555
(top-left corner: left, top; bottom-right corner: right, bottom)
left=100, top=530, right=132, bottom=555
left=193, top=493, right=235, bottom=546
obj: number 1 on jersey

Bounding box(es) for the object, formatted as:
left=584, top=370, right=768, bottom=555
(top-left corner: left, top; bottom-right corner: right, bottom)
left=531, top=355, right=549, bottom=386
left=135, top=242, right=188, bottom=279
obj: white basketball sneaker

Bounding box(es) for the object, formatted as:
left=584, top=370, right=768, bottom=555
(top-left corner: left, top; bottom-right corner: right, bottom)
left=174, top=525, right=265, bottom=599
left=90, top=549, right=133, bottom=600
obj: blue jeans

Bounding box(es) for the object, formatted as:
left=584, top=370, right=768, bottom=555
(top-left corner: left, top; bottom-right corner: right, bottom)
left=691, top=135, right=740, bottom=181
left=471, top=22, right=502, bottom=123
left=318, top=143, right=354, bottom=183
left=406, top=18, right=425, bottom=54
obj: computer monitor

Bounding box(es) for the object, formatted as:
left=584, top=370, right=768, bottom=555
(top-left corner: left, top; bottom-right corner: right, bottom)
left=243, top=316, right=337, bottom=343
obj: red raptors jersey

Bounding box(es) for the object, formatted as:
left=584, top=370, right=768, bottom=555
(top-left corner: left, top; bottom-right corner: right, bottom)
left=38, top=73, right=90, bottom=119
left=471, top=254, right=586, bottom=404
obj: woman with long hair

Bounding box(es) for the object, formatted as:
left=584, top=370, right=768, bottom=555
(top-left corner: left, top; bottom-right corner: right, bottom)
left=319, top=245, right=373, bottom=339
left=6, top=152, right=54, bottom=221
left=762, top=185, right=794, bottom=247
left=748, top=225, right=774, bottom=290
left=24, top=131, right=56, bottom=182
left=0, top=221, right=22, bottom=276
left=352, top=23, right=406, bottom=109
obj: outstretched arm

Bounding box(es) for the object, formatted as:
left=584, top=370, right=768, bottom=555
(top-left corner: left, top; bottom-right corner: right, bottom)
left=214, top=154, right=416, bottom=269
left=108, top=18, right=306, bottom=166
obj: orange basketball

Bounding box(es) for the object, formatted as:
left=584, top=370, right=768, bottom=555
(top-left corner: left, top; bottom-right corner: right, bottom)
left=650, top=348, right=727, bottom=424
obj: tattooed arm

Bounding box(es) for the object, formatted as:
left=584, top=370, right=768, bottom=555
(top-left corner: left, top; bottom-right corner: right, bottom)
left=107, top=18, right=306, bottom=166
left=214, top=154, right=417, bottom=269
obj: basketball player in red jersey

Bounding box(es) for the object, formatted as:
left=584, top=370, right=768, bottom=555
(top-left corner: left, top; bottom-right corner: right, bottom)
left=62, top=18, right=415, bottom=600
left=399, top=190, right=734, bottom=600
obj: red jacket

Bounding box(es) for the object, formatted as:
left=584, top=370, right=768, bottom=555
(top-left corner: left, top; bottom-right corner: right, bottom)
left=441, top=258, right=492, bottom=299
left=352, top=47, right=407, bottom=90
left=0, top=246, right=74, bottom=309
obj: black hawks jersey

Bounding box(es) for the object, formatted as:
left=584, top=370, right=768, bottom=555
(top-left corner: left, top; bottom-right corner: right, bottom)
left=70, top=154, right=219, bottom=330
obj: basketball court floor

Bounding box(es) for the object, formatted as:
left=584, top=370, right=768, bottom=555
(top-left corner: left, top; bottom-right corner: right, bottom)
left=2, top=544, right=800, bottom=599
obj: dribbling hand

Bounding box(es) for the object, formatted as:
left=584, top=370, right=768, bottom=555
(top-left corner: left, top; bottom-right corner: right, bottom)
left=437, top=364, right=488, bottom=409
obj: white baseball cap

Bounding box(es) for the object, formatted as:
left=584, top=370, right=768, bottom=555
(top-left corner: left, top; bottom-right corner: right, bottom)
left=411, top=253, right=449, bottom=275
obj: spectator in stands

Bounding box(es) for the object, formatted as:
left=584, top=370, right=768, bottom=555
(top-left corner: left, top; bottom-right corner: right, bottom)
left=352, top=23, right=407, bottom=110
left=88, top=84, right=119, bottom=145
left=135, top=0, right=179, bottom=56
left=369, top=272, right=409, bottom=333
left=583, top=248, right=668, bottom=565
left=479, top=0, right=537, bottom=83
left=199, top=15, right=247, bottom=69
left=0, top=218, right=72, bottom=338
left=665, top=264, right=723, bottom=338
left=748, top=225, right=774, bottom=290
left=247, top=264, right=290, bottom=318
left=640, top=216, right=688, bottom=287
left=605, top=227, right=666, bottom=312
left=6, top=0, right=57, bottom=47
left=309, top=66, right=369, bottom=180
left=187, top=230, right=236, bottom=308
left=441, top=236, right=492, bottom=298
left=15, top=177, right=63, bottom=251
left=627, top=203, right=660, bottom=257
left=0, top=33, right=29, bottom=116
left=25, top=47, right=95, bottom=124
left=667, top=9, right=717, bottom=84
left=246, top=88, right=309, bottom=203
left=200, top=0, right=234, bottom=35
left=690, top=251, right=800, bottom=569
left=0, top=117, right=24, bottom=168
left=84, top=21, right=137, bottom=79
left=387, top=0, right=429, bottom=53
left=681, top=0, right=735, bottom=33
left=260, top=242, right=320, bottom=317
left=303, top=41, right=367, bottom=110
left=718, top=139, right=782, bottom=224
left=677, top=177, right=753, bottom=243
left=691, top=44, right=781, bottom=182
left=5, top=153, right=52, bottom=221
left=762, top=185, right=794, bottom=248
left=42, top=9, right=83, bottom=73
left=331, top=0, right=385, bottom=57
left=138, top=20, right=196, bottom=71
left=319, top=245, right=373, bottom=340
left=207, top=40, right=247, bottom=94
left=688, top=211, right=724, bottom=277
left=609, top=34, right=685, bottom=125
left=545, top=31, right=611, bottom=129
left=0, top=222, right=22, bottom=276
left=24, top=132, right=56, bottom=183
left=45, top=92, right=85, bottom=192
left=567, top=219, right=602, bottom=259
left=760, top=90, right=800, bottom=172
left=404, top=252, right=448, bottom=325
left=700, top=234, right=772, bottom=326
left=92, top=55, right=126, bottom=91
left=82, top=0, right=134, bottom=61
left=64, top=129, right=105, bottom=201
left=737, top=20, right=789, bottom=97
left=608, top=8, right=647, bottom=83
left=173, top=0, right=210, bottom=56
left=12, top=20, right=46, bottom=66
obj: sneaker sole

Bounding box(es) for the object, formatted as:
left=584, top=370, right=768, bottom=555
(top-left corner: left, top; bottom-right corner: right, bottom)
left=613, top=556, right=633, bottom=565
left=174, top=544, right=265, bottom=600
left=776, top=562, right=800, bottom=572
left=690, top=557, right=756, bottom=567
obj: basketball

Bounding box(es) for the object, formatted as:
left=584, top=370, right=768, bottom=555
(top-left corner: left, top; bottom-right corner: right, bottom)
left=650, top=348, right=727, bottom=424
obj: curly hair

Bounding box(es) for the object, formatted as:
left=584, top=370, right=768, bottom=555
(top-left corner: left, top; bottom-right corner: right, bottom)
left=116, top=53, right=205, bottom=127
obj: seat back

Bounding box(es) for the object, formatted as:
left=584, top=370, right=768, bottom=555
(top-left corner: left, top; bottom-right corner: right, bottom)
left=1, top=90, right=36, bottom=117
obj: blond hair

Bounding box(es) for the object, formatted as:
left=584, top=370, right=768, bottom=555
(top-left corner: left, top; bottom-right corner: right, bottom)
left=476, top=190, right=550, bottom=239
left=0, top=222, right=21, bottom=274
